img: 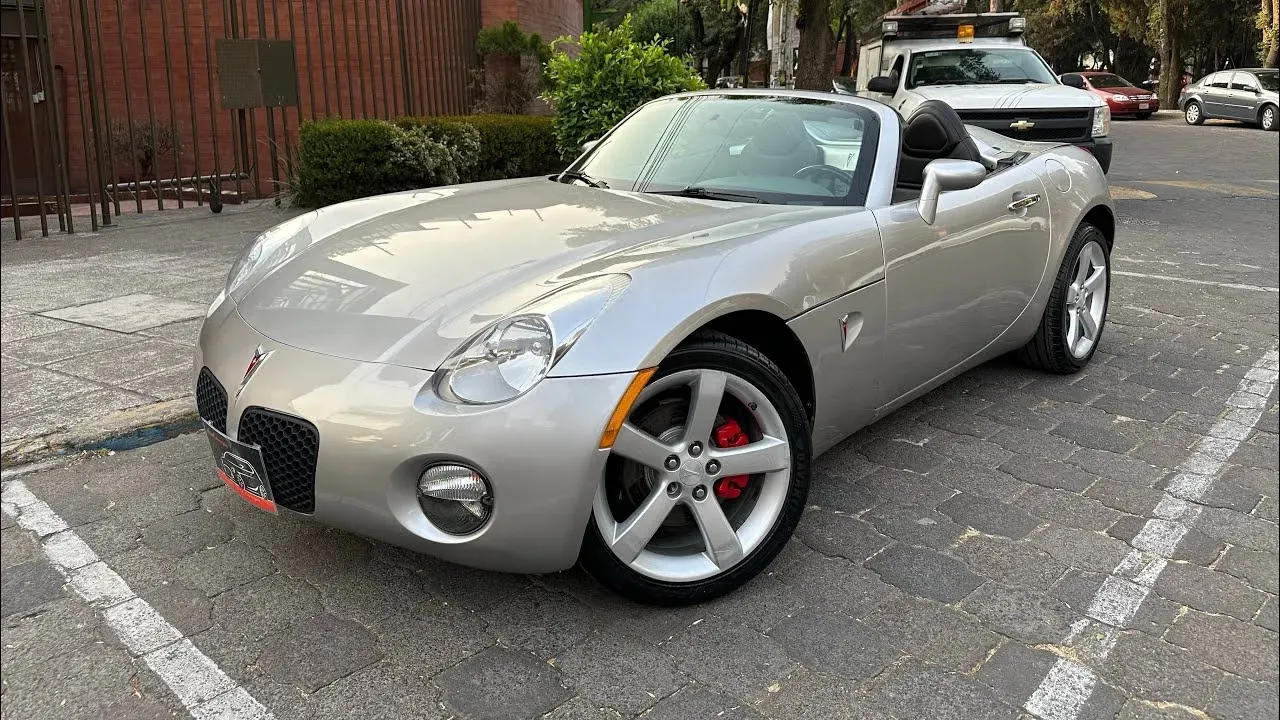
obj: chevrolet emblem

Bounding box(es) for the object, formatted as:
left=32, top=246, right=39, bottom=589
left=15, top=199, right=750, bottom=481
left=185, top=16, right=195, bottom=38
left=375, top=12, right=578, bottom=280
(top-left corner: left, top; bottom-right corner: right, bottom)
left=1009, top=120, right=1036, bottom=131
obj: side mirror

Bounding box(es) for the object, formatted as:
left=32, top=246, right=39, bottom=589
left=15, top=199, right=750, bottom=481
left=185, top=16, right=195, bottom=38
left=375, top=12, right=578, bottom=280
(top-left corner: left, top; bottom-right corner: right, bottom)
left=918, top=159, right=987, bottom=225
left=867, top=75, right=897, bottom=94
left=580, top=139, right=600, bottom=154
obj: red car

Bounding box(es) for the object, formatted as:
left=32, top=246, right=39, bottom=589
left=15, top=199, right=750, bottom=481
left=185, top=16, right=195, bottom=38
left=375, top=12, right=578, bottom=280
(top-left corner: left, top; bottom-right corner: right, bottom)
left=1060, top=72, right=1160, bottom=118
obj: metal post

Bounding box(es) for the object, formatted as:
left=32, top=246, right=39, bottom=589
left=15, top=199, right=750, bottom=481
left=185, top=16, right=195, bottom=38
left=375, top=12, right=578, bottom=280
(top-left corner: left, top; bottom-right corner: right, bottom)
left=180, top=0, right=205, bottom=206
left=15, top=2, right=50, bottom=235
left=158, top=0, right=184, bottom=208
left=36, top=0, right=74, bottom=232
left=69, top=0, right=101, bottom=230
left=202, top=0, right=225, bottom=207
left=0, top=70, right=23, bottom=238
left=136, top=0, right=164, bottom=209
left=115, top=0, right=144, bottom=213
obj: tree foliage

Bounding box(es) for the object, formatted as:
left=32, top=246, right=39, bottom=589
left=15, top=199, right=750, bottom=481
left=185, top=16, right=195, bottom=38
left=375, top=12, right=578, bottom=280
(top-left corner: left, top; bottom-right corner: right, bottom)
left=543, top=17, right=706, bottom=156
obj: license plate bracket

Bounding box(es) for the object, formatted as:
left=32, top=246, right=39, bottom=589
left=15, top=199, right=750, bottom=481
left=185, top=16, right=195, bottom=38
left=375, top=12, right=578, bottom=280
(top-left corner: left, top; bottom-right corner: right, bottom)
left=204, top=420, right=278, bottom=514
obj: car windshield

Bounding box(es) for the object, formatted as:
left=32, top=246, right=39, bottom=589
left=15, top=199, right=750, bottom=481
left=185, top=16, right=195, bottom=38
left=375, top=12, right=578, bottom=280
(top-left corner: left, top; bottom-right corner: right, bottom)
left=1088, top=73, right=1133, bottom=89
left=564, top=95, right=880, bottom=206
left=1257, top=71, right=1279, bottom=91
left=906, top=48, right=1058, bottom=87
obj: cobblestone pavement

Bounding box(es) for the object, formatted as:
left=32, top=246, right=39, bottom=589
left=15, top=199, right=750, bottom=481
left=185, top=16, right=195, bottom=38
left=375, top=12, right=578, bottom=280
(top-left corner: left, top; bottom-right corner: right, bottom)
left=2, top=121, right=1278, bottom=720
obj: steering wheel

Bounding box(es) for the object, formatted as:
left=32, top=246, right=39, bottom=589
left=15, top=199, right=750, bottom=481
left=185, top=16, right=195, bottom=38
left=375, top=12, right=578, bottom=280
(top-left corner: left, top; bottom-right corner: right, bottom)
left=794, top=164, right=852, bottom=194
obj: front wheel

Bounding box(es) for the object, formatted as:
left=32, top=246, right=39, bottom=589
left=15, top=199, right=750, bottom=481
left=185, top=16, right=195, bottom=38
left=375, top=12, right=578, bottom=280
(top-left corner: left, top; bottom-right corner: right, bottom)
left=1136, top=112, right=1153, bottom=120
left=1261, top=104, right=1278, bottom=131
left=1185, top=101, right=1205, bottom=125
left=1016, top=223, right=1111, bottom=374
left=580, top=331, right=811, bottom=605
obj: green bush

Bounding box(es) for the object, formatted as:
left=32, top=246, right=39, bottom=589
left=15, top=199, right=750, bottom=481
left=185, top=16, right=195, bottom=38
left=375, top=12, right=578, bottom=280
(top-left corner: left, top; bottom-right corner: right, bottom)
left=398, top=114, right=562, bottom=182
left=293, top=114, right=560, bottom=207
left=543, top=16, right=705, bottom=158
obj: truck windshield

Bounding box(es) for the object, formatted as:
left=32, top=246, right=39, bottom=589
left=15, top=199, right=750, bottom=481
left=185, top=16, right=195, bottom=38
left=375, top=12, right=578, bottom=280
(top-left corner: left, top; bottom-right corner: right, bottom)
left=906, top=48, right=1059, bottom=88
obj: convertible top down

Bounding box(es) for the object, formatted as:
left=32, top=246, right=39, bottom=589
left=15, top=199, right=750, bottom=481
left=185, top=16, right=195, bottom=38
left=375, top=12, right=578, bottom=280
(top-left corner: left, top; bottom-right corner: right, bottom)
left=195, top=90, right=1114, bottom=604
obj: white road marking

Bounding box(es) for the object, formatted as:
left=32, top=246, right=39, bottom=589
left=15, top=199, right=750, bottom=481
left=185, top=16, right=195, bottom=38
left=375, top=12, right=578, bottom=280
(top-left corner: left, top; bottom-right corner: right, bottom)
left=1024, top=346, right=1279, bottom=720
left=1, top=479, right=273, bottom=720
left=1113, top=269, right=1279, bottom=293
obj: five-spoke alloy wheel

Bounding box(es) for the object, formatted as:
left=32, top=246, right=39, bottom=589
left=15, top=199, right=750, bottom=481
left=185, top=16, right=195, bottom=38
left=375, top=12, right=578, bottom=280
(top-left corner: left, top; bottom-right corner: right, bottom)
left=580, top=331, right=811, bottom=605
left=1017, top=222, right=1112, bottom=373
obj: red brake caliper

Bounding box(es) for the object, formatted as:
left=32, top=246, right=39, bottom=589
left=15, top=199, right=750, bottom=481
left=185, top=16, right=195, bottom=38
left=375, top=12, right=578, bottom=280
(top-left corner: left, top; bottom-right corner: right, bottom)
left=712, top=418, right=751, bottom=500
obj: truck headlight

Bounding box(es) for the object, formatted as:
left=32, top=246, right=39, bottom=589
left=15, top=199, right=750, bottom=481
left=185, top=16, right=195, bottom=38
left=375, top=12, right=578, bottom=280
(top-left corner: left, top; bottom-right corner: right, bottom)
left=1091, top=105, right=1111, bottom=137
left=436, top=274, right=630, bottom=405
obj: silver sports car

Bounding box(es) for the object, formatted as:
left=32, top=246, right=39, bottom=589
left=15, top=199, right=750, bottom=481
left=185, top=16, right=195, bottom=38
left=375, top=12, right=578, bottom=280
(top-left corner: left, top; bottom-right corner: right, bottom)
left=195, top=90, right=1114, bottom=605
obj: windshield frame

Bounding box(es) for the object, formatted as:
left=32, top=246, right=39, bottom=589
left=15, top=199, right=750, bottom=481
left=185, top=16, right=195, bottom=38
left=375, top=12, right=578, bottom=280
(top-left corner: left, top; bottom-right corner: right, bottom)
left=905, top=47, right=1059, bottom=88
left=562, top=93, right=883, bottom=207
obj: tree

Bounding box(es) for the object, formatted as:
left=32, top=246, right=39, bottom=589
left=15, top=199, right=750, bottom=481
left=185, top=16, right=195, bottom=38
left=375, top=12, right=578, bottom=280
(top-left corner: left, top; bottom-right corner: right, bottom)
left=1261, top=0, right=1279, bottom=66
left=794, top=0, right=837, bottom=89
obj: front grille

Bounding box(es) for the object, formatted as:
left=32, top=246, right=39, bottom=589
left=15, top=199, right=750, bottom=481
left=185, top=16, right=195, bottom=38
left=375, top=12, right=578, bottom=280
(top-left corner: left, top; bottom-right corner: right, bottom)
left=237, top=407, right=319, bottom=513
left=958, top=108, right=1093, bottom=143
left=195, top=368, right=228, bottom=433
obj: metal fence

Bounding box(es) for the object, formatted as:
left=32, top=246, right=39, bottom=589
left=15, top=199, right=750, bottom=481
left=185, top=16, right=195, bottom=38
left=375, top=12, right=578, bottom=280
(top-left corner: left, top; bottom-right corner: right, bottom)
left=1, top=0, right=481, bottom=237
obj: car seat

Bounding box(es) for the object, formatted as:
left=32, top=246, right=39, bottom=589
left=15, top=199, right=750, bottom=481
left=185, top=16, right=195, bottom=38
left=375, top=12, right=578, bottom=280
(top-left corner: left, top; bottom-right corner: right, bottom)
left=735, top=108, right=823, bottom=179
left=893, top=100, right=983, bottom=203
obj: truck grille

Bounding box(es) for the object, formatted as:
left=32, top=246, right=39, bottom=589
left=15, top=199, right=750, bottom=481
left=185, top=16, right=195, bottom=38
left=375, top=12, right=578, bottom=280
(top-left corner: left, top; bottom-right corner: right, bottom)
left=957, top=109, right=1093, bottom=143
left=195, top=368, right=228, bottom=433
left=237, top=408, right=319, bottom=513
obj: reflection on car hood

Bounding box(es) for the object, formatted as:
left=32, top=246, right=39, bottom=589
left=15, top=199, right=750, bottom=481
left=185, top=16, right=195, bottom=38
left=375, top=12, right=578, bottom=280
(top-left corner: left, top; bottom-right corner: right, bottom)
left=233, top=177, right=824, bottom=369
left=915, top=83, right=1103, bottom=110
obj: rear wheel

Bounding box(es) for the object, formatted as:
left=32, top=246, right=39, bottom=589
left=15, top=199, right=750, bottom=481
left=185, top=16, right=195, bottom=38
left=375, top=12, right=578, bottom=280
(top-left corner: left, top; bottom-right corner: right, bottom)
left=580, top=331, right=811, bottom=605
left=1016, top=223, right=1111, bottom=374
left=1261, top=104, right=1278, bottom=131
left=1185, top=101, right=1204, bottom=125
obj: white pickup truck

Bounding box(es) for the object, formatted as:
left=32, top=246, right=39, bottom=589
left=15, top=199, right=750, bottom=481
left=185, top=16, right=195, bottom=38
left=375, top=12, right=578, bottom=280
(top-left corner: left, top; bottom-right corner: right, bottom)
left=835, top=12, right=1113, bottom=173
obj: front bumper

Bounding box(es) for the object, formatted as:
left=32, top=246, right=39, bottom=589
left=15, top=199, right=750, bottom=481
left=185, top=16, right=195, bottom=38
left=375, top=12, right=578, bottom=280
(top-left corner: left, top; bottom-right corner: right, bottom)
left=1106, top=97, right=1160, bottom=114
left=1073, top=136, right=1113, bottom=174
left=194, top=301, right=636, bottom=574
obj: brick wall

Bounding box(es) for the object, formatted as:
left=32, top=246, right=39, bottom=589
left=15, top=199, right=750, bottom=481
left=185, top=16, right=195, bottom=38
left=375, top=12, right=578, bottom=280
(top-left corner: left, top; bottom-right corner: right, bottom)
left=27, top=0, right=579, bottom=198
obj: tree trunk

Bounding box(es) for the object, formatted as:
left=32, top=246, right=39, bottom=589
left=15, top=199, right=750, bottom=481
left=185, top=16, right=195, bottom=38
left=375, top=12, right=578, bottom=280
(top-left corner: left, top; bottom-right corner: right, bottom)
left=841, top=15, right=857, bottom=76
left=1158, top=9, right=1181, bottom=108
left=794, top=0, right=835, bottom=90
left=1266, top=0, right=1279, bottom=68
left=989, top=0, right=1003, bottom=11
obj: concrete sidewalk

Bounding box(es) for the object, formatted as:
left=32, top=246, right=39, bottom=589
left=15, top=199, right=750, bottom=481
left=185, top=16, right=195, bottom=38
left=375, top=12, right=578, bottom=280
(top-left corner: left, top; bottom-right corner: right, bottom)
left=1, top=203, right=300, bottom=466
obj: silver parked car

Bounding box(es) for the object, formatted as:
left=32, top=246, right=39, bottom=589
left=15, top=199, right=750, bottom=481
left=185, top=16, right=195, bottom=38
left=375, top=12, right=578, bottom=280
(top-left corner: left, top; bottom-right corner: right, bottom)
left=1180, top=68, right=1279, bottom=130
left=195, top=91, right=1115, bottom=605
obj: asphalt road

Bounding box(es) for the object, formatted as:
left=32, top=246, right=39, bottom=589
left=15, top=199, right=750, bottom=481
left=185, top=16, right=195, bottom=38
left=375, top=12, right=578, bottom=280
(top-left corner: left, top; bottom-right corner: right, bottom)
left=2, top=118, right=1278, bottom=720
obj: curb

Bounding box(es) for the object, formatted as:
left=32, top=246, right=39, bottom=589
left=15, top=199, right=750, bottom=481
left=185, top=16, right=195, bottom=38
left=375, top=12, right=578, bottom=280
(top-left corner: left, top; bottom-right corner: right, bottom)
left=0, top=397, right=202, bottom=469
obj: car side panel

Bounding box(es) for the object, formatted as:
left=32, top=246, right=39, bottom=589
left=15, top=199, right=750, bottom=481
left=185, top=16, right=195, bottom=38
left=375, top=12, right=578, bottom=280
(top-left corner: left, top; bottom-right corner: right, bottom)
left=786, top=280, right=888, bottom=456
left=867, top=149, right=1113, bottom=422
left=871, top=164, right=1052, bottom=403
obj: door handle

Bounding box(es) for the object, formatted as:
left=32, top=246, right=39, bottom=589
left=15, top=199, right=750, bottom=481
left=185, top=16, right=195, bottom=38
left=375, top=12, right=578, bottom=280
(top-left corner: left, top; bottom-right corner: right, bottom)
left=1008, top=193, right=1041, bottom=211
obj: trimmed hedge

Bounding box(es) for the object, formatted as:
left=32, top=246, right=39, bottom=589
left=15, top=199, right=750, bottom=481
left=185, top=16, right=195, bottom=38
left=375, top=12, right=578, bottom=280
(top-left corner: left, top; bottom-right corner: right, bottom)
left=293, top=114, right=563, bottom=207
left=396, top=114, right=563, bottom=183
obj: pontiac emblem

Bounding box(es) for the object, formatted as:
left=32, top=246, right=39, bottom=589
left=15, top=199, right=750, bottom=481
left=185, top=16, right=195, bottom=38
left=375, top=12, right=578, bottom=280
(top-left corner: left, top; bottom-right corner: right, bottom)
left=1009, top=120, right=1036, bottom=131
left=237, top=345, right=271, bottom=397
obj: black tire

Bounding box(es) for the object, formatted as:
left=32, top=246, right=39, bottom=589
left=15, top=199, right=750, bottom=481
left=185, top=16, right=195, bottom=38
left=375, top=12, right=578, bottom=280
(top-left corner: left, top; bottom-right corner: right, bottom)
left=1185, top=101, right=1205, bottom=125
left=579, top=330, right=812, bottom=606
left=1135, top=112, right=1152, bottom=120
left=1016, top=223, right=1111, bottom=374
left=1260, top=104, right=1278, bottom=132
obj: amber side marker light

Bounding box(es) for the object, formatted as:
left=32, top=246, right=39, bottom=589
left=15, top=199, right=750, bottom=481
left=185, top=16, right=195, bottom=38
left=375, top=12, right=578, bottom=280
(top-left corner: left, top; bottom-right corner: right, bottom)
left=599, top=368, right=657, bottom=449
left=957, top=24, right=975, bottom=42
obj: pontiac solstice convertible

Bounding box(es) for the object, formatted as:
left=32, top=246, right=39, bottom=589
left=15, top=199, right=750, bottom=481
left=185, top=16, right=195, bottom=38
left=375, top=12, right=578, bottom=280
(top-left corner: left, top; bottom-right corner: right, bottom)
left=195, top=90, right=1114, bottom=605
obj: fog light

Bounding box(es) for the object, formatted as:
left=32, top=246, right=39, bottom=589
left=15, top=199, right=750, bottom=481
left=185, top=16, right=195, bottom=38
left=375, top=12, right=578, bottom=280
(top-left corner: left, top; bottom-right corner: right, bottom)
left=417, top=464, right=493, bottom=535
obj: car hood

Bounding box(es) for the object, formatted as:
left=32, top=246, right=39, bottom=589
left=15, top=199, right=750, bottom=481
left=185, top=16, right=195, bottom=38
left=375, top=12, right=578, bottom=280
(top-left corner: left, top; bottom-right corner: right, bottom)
left=231, top=177, right=830, bottom=369
left=1096, top=86, right=1153, bottom=98
left=914, top=83, right=1103, bottom=110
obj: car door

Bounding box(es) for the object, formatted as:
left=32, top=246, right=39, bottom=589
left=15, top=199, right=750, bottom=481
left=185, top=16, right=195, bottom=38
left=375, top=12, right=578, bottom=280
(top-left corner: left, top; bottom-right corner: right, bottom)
left=871, top=165, right=1052, bottom=403
left=1227, top=72, right=1262, bottom=119
left=1202, top=72, right=1232, bottom=118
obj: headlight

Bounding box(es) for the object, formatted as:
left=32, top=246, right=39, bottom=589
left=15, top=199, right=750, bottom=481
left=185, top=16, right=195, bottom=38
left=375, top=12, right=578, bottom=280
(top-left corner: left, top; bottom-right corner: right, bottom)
left=1091, top=105, right=1111, bottom=137
left=225, top=211, right=317, bottom=295
left=436, top=274, right=630, bottom=404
